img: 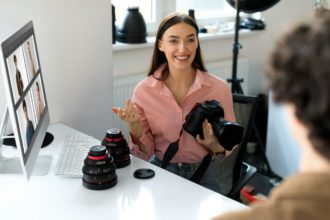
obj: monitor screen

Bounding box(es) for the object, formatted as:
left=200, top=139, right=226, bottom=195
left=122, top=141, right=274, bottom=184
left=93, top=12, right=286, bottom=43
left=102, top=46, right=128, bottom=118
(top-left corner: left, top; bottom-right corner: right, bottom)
left=0, top=21, right=51, bottom=179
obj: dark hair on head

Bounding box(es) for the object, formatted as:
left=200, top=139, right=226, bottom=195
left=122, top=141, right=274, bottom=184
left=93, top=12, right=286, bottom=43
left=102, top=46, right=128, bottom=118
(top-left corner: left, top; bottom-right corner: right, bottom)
left=147, top=12, right=207, bottom=80
left=267, top=16, right=330, bottom=160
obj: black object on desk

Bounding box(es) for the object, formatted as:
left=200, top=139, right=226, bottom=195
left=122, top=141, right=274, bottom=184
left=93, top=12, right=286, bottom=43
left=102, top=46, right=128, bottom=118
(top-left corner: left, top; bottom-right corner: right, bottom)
left=134, top=168, right=155, bottom=179
left=2, top=132, right=54, bottom=148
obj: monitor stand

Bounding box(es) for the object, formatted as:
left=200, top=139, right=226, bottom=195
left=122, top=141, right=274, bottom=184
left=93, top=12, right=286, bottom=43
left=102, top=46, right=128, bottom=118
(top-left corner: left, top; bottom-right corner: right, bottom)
left=2, top=132, right=54, bottom=148
left=0, top=108, right=52, bottom=176
left=0, top=154, right=52, bottom=176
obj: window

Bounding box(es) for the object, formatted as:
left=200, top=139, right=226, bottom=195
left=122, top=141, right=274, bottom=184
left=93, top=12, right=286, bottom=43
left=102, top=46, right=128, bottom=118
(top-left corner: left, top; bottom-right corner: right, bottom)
left=175, top=0, right=235, bottom=20
left=112, top=0, right=236, bottom=35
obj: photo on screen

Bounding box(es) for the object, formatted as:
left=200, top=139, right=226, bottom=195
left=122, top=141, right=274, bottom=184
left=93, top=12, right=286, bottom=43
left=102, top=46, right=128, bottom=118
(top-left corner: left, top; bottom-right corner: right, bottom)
left=5, top=47, right=29, bottom=104
left=16, top=95, right=36, bottom=154
left=30, top=76, right=45, bottom=123
left=22, top=36, right=39, bottom=81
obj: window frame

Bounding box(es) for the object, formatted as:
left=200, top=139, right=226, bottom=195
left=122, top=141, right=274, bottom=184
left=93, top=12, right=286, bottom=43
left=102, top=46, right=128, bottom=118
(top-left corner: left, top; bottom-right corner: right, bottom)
left=113, top=0, right=238, bottom=36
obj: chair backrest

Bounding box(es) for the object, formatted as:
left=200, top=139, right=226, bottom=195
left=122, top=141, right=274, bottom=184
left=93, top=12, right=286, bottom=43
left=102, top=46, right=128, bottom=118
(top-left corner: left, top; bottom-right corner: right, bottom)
left=215, top=94, right=258, bottom=196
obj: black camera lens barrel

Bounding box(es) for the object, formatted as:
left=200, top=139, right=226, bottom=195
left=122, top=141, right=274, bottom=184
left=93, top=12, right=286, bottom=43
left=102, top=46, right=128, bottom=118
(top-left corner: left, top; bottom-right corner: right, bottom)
left=83, top=172, right=117, bottom=183
left=82, top=163, right=116, bottom=175
left=84, top=154, right=114, bottom=166
left=82, top=145, right=117, bottom=190
left=102, top=128, right=131, bottom=168
left=82, top=176, right=117, bottom=190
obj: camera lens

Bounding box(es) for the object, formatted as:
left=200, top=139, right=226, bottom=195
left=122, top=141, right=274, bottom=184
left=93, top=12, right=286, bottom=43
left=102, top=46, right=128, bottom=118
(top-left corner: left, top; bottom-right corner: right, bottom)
left=82, top=145, right=117, bottom=190
left=102, top=128, right=131, bottom=168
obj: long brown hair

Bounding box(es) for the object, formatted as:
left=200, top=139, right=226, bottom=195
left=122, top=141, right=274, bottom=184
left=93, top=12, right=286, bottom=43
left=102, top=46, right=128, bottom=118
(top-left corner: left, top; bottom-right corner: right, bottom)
left=147, top=12, right=207, bottom=80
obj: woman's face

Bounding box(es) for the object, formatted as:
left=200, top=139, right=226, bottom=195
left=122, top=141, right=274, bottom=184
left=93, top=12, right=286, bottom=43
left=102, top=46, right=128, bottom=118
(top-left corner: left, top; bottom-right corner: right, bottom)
left=158, top=22, right=198, bottom=72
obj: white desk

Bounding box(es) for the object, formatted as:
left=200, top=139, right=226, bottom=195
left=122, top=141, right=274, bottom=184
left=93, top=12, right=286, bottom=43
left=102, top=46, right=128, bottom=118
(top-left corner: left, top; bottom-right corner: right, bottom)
left=0, top=123, right=247, bottom=220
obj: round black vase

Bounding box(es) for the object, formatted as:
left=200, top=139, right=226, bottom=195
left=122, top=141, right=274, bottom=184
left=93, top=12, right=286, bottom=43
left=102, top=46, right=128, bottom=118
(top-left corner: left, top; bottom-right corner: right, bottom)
left=116, top=7, right=147, bottom=44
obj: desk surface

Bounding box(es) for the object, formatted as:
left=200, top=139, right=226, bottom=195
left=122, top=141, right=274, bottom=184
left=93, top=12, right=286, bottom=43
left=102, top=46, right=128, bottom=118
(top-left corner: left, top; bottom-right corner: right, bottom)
left=0, top=123, right=247, bottom=220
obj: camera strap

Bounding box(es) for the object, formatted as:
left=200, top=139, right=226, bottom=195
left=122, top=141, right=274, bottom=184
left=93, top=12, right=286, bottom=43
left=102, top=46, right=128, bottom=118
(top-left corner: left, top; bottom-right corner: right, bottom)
left=161, top=130, right=182, bottom=169
left=190, top=153, right=212, bottom=183
left=161, top=129, right=212, bottom=184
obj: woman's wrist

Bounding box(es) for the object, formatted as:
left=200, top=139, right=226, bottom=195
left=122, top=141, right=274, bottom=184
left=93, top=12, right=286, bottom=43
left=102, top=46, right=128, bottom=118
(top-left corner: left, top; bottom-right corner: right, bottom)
left=129, top=121, right=142, bottom=140
left=209, top=141, right=226, bottom=155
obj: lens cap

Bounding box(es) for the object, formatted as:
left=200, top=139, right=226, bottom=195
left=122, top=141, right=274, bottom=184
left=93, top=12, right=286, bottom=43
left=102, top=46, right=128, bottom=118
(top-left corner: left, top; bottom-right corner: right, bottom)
left=133, top=168, right=155, bottom=179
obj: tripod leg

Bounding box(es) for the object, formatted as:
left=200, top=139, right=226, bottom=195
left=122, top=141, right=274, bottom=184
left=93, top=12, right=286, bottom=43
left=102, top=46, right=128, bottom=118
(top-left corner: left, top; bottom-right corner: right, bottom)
left=232, top=80, right=244, bottom=94
left=237, top=82, right=244, bottom=94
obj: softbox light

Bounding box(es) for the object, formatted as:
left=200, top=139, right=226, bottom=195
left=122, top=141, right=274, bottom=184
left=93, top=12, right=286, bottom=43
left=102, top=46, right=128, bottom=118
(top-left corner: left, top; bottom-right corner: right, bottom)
left=226, top=0, right=281, bottom=13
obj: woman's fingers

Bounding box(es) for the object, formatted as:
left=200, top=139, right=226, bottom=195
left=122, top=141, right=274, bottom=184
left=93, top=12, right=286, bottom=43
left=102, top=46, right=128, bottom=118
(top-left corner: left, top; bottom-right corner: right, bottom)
left=112, top=107, right=120, bottom=114
left=202, top=119, right=213, bottom=138
left=112, top=100, right=140, bottom=123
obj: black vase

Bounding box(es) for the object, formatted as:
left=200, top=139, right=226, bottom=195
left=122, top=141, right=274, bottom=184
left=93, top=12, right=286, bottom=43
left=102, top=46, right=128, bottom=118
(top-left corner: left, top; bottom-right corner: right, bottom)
left=116, top=7, right=147, bottom=44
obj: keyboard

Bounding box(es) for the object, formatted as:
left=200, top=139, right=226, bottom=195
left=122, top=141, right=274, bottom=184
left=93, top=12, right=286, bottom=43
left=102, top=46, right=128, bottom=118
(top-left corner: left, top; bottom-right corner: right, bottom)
left=54, top=133, right=98, bottom=177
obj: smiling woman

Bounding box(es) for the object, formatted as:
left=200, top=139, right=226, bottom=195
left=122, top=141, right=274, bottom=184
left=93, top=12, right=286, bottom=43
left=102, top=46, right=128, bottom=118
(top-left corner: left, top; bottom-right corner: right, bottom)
left=112, top=12, right=237, bottom=195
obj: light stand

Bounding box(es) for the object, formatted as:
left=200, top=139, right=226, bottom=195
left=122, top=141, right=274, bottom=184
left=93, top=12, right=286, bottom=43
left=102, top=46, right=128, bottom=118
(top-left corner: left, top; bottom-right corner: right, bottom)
left=227, top=0, right=244, bottom=94
left=226, top=0, right=281, bottom=94
left=225, top=0, right=282, bottom=180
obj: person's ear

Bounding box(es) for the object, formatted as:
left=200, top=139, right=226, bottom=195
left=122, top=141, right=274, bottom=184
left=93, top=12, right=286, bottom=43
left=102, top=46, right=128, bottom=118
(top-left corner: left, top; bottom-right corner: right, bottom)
left=158, top=40, right=164, bottom=52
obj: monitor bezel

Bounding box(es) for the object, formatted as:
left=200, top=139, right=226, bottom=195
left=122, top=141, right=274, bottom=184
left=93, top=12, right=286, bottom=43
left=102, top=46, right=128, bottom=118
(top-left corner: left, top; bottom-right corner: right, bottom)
left=1, top=21, right=50, bottom=179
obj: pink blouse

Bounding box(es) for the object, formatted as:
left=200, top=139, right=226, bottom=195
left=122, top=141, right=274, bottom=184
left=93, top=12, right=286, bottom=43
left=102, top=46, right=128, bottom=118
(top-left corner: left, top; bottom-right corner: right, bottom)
left=130, top=68, right=235, bottom=163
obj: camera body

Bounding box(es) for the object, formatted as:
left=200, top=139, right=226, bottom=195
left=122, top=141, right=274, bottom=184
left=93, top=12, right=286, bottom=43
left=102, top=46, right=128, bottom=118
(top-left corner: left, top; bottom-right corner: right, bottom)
left=183, top=100, right=244, bottom=151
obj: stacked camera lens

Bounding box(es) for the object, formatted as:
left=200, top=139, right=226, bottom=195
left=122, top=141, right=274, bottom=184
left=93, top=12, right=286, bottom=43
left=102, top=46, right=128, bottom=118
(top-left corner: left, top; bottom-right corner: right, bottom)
left=82, top=145, right=117, bottom=190
left=102, top=128, right=131, bottom=168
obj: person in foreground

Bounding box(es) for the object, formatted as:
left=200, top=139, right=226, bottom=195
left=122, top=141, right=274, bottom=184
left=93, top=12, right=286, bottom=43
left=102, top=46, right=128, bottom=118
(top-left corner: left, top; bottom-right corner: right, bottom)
left=212, top=17, right=330, bottom=220
left=113, top=12, right=236, bottom=194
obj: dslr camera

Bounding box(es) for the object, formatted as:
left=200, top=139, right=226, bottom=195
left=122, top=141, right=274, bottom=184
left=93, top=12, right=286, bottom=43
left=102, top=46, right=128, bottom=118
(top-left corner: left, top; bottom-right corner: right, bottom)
left=183, top=100, right=244, bottom=151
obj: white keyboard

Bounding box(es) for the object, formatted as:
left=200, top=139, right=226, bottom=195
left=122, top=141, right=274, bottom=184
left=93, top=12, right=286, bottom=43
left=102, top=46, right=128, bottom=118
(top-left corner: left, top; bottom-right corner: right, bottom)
left=54, top=133, right=97, bottom=177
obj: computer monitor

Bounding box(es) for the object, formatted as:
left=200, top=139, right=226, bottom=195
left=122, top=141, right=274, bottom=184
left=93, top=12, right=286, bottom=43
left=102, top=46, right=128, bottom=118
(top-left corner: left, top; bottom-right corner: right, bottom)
left=0, top=21, right=53, bottom=180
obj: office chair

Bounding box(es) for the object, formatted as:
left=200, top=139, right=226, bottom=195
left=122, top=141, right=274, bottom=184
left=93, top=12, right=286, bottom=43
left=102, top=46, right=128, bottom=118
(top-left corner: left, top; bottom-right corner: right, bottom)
left=216, top=94, right=258, bottom=201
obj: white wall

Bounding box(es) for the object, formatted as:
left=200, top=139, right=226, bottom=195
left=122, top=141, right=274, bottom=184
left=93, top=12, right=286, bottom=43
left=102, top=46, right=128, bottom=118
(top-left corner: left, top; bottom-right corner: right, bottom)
left=0, top=0, right=113, bottom=139
left=245, top=0, right=314, bottom=94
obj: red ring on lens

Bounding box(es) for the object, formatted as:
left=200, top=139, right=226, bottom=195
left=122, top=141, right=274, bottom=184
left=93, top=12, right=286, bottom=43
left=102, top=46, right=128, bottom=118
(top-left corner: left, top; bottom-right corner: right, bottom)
left=104, top=137, right=122, bottom=142
left=88, top=154, right=108, bottom=160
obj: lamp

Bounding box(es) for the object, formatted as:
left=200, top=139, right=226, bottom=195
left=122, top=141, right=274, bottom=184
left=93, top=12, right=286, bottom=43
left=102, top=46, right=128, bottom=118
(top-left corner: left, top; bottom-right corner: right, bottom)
left=225, top=0, right=280, bottom=94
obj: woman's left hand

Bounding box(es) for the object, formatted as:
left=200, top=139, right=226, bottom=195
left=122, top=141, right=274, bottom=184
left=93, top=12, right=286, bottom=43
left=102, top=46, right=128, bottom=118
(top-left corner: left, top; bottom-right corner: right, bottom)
left=196, top=119, right=225, bottom=154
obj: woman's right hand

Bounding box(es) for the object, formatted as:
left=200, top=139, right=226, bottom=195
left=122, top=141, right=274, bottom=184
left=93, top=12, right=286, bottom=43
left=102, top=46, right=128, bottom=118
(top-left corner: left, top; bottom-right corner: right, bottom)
left=112, top=100, right=142, bottom=139
left=112, top=99, right=140, bottom=124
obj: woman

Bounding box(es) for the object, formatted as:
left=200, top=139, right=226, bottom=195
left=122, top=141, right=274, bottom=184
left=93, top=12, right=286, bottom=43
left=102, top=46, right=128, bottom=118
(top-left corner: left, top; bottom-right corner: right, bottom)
left=113, top=12, right=235, bottom=193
